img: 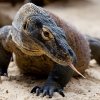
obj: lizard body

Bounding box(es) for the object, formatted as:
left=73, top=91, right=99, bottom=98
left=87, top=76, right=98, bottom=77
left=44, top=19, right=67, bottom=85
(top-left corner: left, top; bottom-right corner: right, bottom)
left=0, top=3, right=99, bottom=97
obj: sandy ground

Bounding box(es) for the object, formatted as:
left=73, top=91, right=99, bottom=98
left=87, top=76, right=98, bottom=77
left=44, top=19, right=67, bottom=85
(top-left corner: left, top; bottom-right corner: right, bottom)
left=0, top=0, right=100, bottom=100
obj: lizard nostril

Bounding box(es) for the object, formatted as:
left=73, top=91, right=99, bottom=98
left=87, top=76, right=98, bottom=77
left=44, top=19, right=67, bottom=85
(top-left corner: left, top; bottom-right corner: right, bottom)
left=23, top=24, right=27, bottom=31
left=68, top=49, right=74, bottom=56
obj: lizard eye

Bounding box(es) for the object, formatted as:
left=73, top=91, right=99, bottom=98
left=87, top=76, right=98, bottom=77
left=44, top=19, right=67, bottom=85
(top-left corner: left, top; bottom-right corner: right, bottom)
left=41, top=27, right=54, bottom=41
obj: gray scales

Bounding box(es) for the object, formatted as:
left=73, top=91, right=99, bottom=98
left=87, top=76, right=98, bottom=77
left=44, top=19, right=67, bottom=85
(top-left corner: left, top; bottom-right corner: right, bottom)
left=0, top=3, right=100, bottom=98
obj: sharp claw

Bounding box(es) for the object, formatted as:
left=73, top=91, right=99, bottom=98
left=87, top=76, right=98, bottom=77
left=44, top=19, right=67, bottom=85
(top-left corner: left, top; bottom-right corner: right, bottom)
left=49, top=96, right=52, bottom=98
left=58, top=89, right=65, bottom=97
left=42, top=90, right=47, bottom=97
left=0, top=71, right=8, bottom=77
left=49, top=89, right=54, bottom=98
left=31, top=84, right=65, bottom=97
left=36, top=88, right=40, bottom=96
left=31, top=89, right=35, bottom=93
left=4, top=73, right=8, bottom=77
left=31, top=86, right=40, bottom=93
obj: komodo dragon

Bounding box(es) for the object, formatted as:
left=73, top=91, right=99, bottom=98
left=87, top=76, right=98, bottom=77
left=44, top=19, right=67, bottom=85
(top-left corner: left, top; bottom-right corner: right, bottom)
left=0, top=3, right=100, bottom=98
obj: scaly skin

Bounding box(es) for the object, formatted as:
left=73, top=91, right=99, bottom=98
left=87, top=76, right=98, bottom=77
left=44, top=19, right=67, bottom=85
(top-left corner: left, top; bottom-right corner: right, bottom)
left=0, top=3, right=99, bottom=98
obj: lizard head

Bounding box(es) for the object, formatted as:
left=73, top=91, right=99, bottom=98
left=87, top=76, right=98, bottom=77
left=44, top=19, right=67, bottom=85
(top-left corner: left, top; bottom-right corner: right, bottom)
left=10, top=2, right=77, bottom=67
left=10, top=3, right=86, bottom=78
left=11, top=13, right=76, bottom=66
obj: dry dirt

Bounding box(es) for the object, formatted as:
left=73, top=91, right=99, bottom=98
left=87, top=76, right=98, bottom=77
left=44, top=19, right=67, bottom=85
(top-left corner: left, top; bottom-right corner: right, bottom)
left=0, top=0, right=100, bottom=100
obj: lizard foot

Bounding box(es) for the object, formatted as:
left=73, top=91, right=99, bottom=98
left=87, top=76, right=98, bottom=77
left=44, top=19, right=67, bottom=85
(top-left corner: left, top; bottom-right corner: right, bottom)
left=0, top=67, right=8, bottom=77
left=31, top=81, right=65, bottom=98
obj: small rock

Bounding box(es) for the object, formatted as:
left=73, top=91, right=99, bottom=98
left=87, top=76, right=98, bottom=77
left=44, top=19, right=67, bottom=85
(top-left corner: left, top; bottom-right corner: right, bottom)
left=6, top=90, right=8, bottom=93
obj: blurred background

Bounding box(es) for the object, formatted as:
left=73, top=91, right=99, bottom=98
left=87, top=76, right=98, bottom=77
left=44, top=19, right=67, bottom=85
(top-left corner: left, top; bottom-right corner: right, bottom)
left=0, top=0, right=100, bottom=37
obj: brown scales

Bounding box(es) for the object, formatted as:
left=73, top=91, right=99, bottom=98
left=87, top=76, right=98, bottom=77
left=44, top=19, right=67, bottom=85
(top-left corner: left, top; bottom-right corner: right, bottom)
left=46, top=11, right=91, bottom=76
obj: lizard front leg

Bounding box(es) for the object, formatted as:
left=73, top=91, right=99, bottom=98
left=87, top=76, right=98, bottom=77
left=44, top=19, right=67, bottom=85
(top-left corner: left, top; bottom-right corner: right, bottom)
left=0, top=26, right=12, bottom=77
left=31, top=64, right=74, bottom=98
left=0, top=46, right=11, bottom=76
